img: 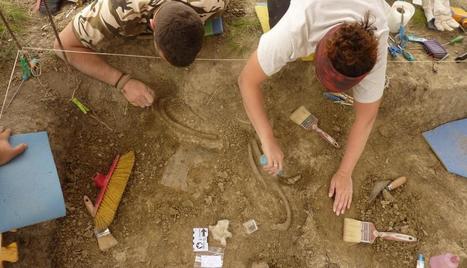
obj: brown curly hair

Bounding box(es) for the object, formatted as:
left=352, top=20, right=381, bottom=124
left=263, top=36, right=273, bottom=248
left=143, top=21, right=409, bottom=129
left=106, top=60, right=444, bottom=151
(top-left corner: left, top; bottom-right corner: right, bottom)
left=326, top=12, right=378, bottom=77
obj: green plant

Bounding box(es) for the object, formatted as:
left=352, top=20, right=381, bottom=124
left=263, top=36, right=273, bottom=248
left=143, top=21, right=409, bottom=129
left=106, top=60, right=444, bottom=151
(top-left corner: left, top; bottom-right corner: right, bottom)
left=224, top=16, right=261, bottom=54
left=0, top=1, right=28, bottom=59
left=0, top=1, right=28, bottom=35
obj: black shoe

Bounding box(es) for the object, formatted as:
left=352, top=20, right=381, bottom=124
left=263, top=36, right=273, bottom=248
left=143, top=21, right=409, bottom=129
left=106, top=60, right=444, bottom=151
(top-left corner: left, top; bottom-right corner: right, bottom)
left=39, top=0, right=63, bottom=15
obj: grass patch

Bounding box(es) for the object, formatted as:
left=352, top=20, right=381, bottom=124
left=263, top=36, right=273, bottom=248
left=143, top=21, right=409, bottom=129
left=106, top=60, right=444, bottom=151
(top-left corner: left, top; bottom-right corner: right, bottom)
left=224, top=16, right=262, bottom=55
left=0, top=1, right=28, bottom=59
left=411, top=7, right=427, bottom=29
left=0, top=1, right=28, bottom=35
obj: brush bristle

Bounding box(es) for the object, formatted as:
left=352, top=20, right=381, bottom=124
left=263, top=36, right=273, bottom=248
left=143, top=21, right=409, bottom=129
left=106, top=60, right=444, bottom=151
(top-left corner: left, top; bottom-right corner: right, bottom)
left=289, top=106, right=311, bottom=126
left=343, top=218, right=363, bottom=243
left=95, top=151, right=135, bottom=230
left=96, top=231, right=118, bottom=251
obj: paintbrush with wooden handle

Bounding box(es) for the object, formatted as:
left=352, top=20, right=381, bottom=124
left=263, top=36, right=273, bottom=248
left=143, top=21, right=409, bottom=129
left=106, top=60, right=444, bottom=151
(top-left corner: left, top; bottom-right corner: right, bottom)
left=343, top=218, right=417, bottom=244
left=290, top=106, right=340, bottom=148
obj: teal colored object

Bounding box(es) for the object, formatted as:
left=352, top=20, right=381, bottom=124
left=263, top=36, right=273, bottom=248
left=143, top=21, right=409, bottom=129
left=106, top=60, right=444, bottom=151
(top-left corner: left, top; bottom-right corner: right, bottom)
left=402, top=50, right=416, bottom=61
left=407, top=35, right=427, bottom=43
left=259, top=154, right=268, bottom=166
left=0, top=132, right=66, bottom=232
left=204, top=16, right=224, bottom=36
left=19, top=56, right=31, bottom=81
left=423, top=118, right=467, bottom=178
left=259, top=154, right=284, bottom=176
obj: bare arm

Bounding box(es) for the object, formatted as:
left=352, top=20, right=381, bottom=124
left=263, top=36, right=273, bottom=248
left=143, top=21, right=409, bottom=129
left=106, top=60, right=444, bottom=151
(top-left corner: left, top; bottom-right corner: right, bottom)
left=329, top=99, right=381, bottom=215
left=238, top=50, right=283, bottom=174
left=54, top=22, right=154, bottom=107
left=339, top=100, right=380, bottom=173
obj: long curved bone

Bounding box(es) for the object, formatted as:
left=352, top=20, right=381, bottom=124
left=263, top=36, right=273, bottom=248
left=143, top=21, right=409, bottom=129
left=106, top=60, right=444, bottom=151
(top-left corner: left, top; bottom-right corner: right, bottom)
left=248, top=139, right=292, bottom=231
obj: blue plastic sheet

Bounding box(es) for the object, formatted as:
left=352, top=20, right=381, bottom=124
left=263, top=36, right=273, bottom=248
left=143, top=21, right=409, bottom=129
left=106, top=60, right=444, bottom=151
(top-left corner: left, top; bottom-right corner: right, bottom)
left=0, top=132, right=66, bottom=232
left=423, top=119, right=467, bottom=178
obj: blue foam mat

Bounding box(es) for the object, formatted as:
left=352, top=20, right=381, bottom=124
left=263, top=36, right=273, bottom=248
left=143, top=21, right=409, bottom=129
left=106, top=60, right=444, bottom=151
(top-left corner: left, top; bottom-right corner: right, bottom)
left=0, top=131, right=66, bottom=232
left=423, top=118, right=467, bottom=178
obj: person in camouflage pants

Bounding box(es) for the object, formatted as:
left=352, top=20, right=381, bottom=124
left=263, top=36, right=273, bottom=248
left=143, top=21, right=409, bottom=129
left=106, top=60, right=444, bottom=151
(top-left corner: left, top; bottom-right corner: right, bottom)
left=55, top=0, right=228, bottom=107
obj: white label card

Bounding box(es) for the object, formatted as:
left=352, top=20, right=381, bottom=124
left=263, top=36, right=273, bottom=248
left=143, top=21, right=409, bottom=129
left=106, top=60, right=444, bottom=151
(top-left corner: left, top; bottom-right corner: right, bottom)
left=413, top=0, right=422, bottom=6
left=200, top=255, right=223, bottom=267
left=193, top=228, right=209, bottom=252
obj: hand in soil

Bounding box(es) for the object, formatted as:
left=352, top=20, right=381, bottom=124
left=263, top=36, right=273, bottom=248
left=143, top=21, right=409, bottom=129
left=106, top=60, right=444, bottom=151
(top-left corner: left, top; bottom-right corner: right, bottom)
left=121, top=79, right=156, bottom=108
left=0, top=127, right=27, bottom=166
left=261, top=136, right=284, bottom=176
left=329, top=171, right=353, bottom=216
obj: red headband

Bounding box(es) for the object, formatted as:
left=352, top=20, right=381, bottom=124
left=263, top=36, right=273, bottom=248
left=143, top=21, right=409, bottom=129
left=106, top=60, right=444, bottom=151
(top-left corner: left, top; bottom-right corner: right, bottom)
left=315, top=25, right=368, bottom=92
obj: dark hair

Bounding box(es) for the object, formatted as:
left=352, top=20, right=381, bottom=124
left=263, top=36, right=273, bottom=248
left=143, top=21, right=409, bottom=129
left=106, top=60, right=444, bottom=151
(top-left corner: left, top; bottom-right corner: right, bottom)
left=153, top=2, right=204, bottom=67
left=326, top=12, right=378, bottom=77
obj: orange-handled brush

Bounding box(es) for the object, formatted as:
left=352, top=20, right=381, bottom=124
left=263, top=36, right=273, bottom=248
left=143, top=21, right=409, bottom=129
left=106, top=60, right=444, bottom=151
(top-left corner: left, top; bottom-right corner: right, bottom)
left=83, top=151, right=135, bottom=251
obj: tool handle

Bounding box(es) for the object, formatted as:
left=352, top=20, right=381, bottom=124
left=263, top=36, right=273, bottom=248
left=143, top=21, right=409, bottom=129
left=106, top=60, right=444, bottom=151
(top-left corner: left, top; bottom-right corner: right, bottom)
left=83, top=195, right=96, bottom=217
left=378, top=232, right=417, bottom=242
left=313, top=127, right=340, bottom=148
left=402, top=50, right=416, bottom=61
left=387, top=176, right=407, bottom=191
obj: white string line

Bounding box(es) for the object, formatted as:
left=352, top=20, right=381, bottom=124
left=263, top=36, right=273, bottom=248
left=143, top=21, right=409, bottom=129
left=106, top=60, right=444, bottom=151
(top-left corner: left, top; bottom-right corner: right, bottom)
left=23, top=47, right=247, bottom=61
left=0, top=50, right=21, bottom=120
left=23, top=46, right=467, bottom=63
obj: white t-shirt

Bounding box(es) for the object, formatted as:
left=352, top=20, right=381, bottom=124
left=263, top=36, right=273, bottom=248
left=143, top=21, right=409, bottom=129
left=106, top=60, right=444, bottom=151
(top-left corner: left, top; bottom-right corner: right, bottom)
left=257, top=0, right=390, bottom=103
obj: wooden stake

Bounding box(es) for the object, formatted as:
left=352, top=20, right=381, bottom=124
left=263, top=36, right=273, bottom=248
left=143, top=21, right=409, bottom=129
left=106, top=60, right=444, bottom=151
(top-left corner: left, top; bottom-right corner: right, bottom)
left=41, top=0, right=71, bottom=68
left=0, top=7, right=23, bottom=51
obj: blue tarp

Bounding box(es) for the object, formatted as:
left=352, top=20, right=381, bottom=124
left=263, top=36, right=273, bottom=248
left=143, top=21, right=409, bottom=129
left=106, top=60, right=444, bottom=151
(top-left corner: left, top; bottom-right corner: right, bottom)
left=423, top=118, right=467, bottom=178
left=0, top=132, right=66, bottom=232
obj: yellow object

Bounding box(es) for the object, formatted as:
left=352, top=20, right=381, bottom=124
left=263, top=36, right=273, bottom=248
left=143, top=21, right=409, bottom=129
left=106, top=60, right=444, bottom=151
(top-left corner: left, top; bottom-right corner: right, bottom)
left=94, top=151, right=135, bottom=230
left=452, top=7, right=467, bottom=28
left=254, top=2, right=314, bottom=61
left=0, top=243, right=18, bottom=264
left=1, top=233, right=18, bottom=267
left=255, top=3, right=270, bottom=33
left=301, top=54, right=315, bottom=61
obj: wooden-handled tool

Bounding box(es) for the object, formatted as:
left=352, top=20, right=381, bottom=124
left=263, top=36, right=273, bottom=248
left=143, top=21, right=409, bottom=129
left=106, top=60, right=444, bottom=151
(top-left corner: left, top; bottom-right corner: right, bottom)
left=369, top=176, right=407, bottom=203
left=344, top=218, right=417, bottom=244
left=290, top=106, right=340, bottom=148
left=377, top=232, right=416, bottom=242
left=386, top=176, right=407, bottom=190
left=83, top=196, right=118, bottom=251
left=0, top=232, right=18, bottom=268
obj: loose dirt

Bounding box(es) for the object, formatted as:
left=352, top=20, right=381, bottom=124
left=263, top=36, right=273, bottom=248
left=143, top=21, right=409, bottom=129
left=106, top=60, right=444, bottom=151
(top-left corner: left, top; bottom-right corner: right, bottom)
left=1, top=0, right=466, bottom=267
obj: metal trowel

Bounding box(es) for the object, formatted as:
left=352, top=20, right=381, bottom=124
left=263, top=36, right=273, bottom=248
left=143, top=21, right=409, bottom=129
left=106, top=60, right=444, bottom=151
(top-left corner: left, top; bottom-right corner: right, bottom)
left=368, top=176, right=407, bottom=203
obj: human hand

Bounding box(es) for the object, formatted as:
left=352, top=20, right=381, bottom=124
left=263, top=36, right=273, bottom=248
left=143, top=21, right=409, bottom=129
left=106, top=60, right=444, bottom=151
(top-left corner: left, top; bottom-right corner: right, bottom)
left=0, top=127, right=27, bottom=166
left=328, top=170, right=353, bottom=216
left=261, top=137, right=284, bottom=176
left=121, top=79, right=155, bottom=108
left=433, top=14, right=460, bottom=31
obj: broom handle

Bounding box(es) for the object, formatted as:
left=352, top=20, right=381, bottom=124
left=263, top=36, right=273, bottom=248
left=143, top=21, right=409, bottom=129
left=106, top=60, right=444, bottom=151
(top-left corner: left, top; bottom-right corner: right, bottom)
left=83, top=195, right=97, bottom=217
left=313, top=127, right=340, bottom=148
left=378, top=232, right=417, bottom=242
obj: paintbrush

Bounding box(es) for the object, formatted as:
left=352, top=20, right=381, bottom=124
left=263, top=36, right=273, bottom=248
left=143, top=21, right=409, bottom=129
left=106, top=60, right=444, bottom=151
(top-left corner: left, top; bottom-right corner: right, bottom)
left=343, top=218, right=417, bottom=244
left=290, top=106, right=340, bottom=148
left=83, top=151, right=135, bottom=251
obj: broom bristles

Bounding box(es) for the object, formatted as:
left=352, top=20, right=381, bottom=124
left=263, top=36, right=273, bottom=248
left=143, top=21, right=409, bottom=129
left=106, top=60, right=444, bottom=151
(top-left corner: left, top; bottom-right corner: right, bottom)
left=95, top=151, right=135, bottom=230
left=343, top=218, right=363, bottom=243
